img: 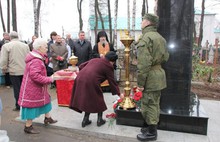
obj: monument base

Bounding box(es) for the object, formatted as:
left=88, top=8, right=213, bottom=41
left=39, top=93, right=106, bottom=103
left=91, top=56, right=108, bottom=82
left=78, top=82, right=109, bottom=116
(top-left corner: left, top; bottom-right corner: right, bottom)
left=116, top=93, right=208, bottom=135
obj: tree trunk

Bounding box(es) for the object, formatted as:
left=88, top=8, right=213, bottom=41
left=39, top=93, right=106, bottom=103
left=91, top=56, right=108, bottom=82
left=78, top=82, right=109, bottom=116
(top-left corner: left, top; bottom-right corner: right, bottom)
left=33, top=0, right=41, bottom=37
left=107, top=0, right=112, bottom=44
left=36, top=0, right=41, bottom=36
left=113, top=0, right=118, bottom=49
left=141, top=0, right=145, bottom=17
left=154, top=0, right=157, bottom=14
left=77, top=0, right=83, bottom=31
left=7, top=0, right=10, bottom=33
left=198, top=0, right=205, bottom=48
left=94, top=0, right=98, bottom=41
left=127, top=0, right=130, bottom=31
left=193, top=22, right=197, bottom=43
left=146, top=0, right=149, bottom=13
left=11, top=0, right=17, bottom=31
left=96, top=0, right=104, bottom=30
left=0, top=0, right=6, bottom=32
left=131, top=0, right=136, bottom=38
left=33, top=0, right=37, bottom=36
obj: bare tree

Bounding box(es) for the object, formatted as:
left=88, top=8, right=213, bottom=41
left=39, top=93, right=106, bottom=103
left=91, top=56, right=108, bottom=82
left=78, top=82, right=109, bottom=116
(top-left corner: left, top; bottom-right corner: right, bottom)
left=131, top=0, right=136, bottom=38
left=33, top=0, right=41, bottom=37
left=107, top=0, right=112, bottom=44
left=198, top=0, right=205, bottom=48
left=0, top=0, right=6, bottom=32
left=11, top=0, right=17, bottom=31
left=7, top=0, right=10, bottom=32
left=113, top=0, right=118, bottom=49
left=141, top=0, right=146, bottom=17
left=154, top=0, right=157, bottom=14
left=77, top=0, right=83, bottom=31
left=94, top=0, right=98, bottom=40
left=141, top=0, right=149, bottom=16
left=96, top=0, right=105, bottom=30
left=127, top=0, right=130, bottom=31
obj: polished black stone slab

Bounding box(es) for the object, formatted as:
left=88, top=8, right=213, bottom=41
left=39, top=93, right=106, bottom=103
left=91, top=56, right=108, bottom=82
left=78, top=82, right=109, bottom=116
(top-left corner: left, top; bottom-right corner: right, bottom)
left=116, top=93, right=208, bottom=135
left=158, top=0, right=194, bottom=110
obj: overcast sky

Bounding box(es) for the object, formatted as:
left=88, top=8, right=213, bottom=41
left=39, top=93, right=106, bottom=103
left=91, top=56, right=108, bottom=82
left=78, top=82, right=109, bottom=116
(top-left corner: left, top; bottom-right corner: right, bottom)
left=0, top=0, right=151, bottom=40
left=0, top=0, right=219, bottom=41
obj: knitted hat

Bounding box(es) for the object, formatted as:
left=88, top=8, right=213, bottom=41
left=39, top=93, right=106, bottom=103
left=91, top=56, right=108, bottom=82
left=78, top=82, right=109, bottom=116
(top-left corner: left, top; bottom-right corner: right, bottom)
left=105, top=51, right=118, bottom=62
left=143, top=13, right=159, bottom=26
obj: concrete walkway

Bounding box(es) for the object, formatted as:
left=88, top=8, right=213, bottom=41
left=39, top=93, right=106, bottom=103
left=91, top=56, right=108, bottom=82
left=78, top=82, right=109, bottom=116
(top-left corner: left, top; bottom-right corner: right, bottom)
left=16, top=93, right=220, bottom=142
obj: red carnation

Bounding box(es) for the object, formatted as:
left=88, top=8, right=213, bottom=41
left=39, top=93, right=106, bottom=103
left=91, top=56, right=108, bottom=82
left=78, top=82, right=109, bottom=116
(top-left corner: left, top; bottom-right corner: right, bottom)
left=118, top=98, right=123, bottom=103
left=56, top=56, right=63, bottom=61
left=133, top=86, right=138, bottom=93
left=133, top=92, right=142, bottom=101
left=113, top=103, right=117, bottom=109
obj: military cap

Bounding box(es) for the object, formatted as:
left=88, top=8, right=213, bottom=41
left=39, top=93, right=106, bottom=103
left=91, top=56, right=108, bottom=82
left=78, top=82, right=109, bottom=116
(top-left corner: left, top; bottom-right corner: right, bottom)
left=143, top=13, right=159, bottom=25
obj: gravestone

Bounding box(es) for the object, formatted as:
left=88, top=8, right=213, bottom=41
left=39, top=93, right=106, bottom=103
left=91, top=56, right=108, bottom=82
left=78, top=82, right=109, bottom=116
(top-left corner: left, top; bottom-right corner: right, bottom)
left=157, top=0, right=208, bottom=135
left=116, top=0, right=208, bottom=135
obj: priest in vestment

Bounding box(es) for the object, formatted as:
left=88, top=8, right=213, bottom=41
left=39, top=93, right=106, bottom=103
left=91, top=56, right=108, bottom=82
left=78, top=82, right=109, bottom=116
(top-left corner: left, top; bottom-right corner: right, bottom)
left=92, top=31, right=116, bottom=92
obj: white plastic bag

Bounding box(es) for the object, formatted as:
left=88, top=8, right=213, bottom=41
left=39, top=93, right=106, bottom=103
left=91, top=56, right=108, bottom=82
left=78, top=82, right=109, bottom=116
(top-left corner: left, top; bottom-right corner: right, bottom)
left=0, top=130, right=9, bottom=142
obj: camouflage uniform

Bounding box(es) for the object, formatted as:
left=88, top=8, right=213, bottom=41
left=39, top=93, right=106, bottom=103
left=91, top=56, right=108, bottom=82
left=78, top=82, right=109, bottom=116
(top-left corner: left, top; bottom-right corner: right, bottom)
left=136, top=14, right=169, bottom=126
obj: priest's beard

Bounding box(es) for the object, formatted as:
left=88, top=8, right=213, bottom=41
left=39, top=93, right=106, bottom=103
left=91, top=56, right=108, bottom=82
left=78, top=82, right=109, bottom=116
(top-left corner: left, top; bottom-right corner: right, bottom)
left=101, top=40, right=107, bottom=47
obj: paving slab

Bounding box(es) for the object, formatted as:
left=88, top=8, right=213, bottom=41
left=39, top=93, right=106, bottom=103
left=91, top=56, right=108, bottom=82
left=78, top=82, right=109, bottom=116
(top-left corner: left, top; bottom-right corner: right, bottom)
left=16, top=93, right=220, bottom=142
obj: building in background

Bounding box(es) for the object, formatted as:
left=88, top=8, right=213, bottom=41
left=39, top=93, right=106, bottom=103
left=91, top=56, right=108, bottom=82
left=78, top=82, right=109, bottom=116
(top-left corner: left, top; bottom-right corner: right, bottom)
left=194, top=9, right=220, bottom=47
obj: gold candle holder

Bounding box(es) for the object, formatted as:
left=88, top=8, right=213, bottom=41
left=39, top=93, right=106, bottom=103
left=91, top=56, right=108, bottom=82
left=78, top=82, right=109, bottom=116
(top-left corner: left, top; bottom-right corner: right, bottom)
left=119, top=30, right=136, bottom=109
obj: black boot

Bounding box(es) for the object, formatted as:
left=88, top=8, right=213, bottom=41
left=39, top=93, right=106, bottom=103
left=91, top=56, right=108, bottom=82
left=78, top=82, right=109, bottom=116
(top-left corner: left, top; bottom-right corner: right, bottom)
left=97, top=112, right=106, bottom=127
left=82, top=112, right=92, bottom=127
left=137, top=125, right=157, bottom=141
left=140, top=123, right=149, bottom=133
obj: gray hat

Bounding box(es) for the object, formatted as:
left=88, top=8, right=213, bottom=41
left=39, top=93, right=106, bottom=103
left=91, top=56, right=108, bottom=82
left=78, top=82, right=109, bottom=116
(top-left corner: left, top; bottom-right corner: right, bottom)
left=105, top=51, right=118, bottom=62
left=143, top=13, right=159, bottom=26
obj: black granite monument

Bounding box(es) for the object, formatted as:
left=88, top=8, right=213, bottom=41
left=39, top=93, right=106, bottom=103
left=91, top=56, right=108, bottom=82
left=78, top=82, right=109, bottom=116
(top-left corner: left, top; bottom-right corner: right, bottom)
left=116, top=0, right=208, bottom=135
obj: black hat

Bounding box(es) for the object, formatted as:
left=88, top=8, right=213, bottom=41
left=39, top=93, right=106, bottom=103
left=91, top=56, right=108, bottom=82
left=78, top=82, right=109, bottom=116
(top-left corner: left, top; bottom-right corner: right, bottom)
left=96, top=31, right=109, bottom=43
left=105, top=51, right=118, bottom=62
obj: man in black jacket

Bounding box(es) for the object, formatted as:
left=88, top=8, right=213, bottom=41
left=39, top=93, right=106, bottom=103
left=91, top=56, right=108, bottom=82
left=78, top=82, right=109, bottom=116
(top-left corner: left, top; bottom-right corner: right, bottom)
left=72, top=31, right=92, bottom=66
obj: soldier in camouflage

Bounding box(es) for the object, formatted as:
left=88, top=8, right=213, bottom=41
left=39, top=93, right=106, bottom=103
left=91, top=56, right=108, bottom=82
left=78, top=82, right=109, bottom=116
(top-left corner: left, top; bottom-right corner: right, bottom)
left=136, top=13, right=169, bottom=141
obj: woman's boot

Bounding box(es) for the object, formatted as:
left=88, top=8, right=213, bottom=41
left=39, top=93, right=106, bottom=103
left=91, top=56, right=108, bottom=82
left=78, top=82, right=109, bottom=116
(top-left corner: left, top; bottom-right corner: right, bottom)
left=24, top=125, right=40, bottom=134
left=82, top=112, right=92, bottom=127
left=44, top=117, right=58, bottom=126
left=97, top=112, right=106, bottom=127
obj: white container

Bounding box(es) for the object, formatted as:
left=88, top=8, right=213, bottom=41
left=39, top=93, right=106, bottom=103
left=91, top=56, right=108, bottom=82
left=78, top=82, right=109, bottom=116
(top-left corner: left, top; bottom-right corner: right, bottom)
left=0, top=130, right=9, bottom=142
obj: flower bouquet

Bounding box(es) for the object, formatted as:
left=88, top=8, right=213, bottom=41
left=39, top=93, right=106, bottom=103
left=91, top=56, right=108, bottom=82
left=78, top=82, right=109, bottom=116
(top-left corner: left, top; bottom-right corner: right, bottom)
left=105, top=113, right=117, bottom=128
left=113, top=86, right=143, bottom=112
left=132, top=86, right=143, bottom=109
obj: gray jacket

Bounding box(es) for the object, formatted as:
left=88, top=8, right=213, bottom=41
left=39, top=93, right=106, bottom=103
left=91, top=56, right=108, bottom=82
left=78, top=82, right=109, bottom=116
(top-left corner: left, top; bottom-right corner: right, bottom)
left=0, top=39, right=30, bottom=75
left=73, top=39, right=92, bottom=66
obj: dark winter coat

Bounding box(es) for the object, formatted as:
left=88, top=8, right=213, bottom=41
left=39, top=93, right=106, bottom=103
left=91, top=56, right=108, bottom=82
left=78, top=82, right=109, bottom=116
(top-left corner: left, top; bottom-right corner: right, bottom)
left=69, top=58, right=120, bottom=113
left=72, top=39, right=92, bottom=66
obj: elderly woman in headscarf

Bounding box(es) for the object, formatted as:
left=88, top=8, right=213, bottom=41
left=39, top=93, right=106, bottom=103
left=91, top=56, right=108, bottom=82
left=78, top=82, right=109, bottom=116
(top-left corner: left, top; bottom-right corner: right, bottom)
left=18, top=38, right=58, bottom=134
left=92, top=31, right=116, bottom=92
left=69, top=51, right=122, bottom=128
